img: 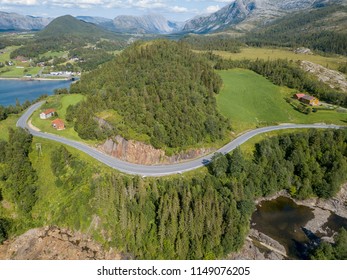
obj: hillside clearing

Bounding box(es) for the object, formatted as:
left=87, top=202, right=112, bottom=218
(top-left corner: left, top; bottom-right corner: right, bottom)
left=217, top=69, right=347, bottom=133
left=213, top=47, right=347, bottom=71
left=31, top=94, right=90, bottom=142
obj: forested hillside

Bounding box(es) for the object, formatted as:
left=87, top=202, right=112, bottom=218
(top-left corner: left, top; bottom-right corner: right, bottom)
left=70, top=40, right=229, bottom=150
left=243, top=4, right=347, bottom=55
left=1, top=128, right=346, bottom=259
left=9, top=15, right=128, bottom=71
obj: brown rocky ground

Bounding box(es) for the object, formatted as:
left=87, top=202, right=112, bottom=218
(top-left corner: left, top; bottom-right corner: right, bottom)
left=98, top=134, right=215, bottom=165
left=0, top=226, right=122, bottom=260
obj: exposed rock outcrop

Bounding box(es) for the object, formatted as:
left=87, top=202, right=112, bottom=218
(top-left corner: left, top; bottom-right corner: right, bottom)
left=98, top=135, right=215, bottom=165
left=0, top=226, right=121, bottom=260
left=300, top=60, right=347, bottom=93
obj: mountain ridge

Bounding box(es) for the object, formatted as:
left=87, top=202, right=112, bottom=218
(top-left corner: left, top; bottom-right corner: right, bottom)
left=182, top=0, right=346, bottom=34
left=0, top=11, right=52, bottom=31
left=1, top=0, right=346, bottom=34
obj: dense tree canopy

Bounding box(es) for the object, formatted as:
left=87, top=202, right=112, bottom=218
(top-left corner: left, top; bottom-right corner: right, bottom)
left=70, top=40, right=229, bottom=150
left=311, top=228, right=347, bottom=260
left=243, top=5, right=347, bottom=55
left=0, top=128, right=38, bottom=214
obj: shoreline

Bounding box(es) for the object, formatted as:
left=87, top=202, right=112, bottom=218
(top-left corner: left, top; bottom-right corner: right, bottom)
left=0, top=77, right=71, bottom=81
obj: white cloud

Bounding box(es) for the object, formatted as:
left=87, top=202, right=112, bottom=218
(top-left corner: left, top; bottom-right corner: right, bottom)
left=205, top=5, right=220, bottom=13
left=170, top=5, right=188, bottom=13
left=0, top=0, right=38, bottom=5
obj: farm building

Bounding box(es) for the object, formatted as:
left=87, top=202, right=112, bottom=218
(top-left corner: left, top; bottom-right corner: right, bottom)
left=40, top=109, right=56, bottom=119
left=294, top=93, right=306, bottom=100
left=300, top=95, right=319, bottom=106
left=293, top=93, right=319, bottom=106
left=51, top=119, right=65, bottom=130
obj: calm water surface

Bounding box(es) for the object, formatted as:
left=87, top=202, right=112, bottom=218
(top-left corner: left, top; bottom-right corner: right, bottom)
left=0, top=79, right=71, bottom=106
left=251, top=196, right=347, bottom=259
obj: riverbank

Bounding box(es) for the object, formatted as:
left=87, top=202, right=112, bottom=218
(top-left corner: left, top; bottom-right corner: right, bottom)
left=233, top=184, right=347, bottom=260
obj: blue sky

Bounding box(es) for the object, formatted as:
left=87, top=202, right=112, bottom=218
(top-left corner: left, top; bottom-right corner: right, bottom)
left=0, top=0, right=233, bottom=21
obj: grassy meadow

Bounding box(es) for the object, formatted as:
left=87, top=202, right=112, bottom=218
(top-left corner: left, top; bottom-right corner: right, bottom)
left=0, top=115, right=19, bottom=141
left=217, top=69, right=347, bottom=133
left=31, top=94, right=90, bottom=142
left=213, top=47, right=347, bottom=70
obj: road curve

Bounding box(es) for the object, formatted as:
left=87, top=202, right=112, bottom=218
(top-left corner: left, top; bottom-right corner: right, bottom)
left=17, top=101, right=345, bottom=177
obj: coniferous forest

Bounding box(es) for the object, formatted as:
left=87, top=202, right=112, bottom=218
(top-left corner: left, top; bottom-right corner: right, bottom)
left=69, top=40, right=229, bottom=150
left=1, top=127, right=346, bottom=259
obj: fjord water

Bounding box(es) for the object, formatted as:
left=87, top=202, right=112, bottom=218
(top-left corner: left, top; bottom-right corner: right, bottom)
left=0, top=79, right=72, bottom=106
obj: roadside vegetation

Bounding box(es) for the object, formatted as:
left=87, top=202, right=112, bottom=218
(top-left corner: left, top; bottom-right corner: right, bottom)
left=1, top=126, right=346, bottom=259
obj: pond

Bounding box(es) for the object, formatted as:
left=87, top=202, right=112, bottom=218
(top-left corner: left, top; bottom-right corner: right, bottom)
left=251, top=196, right=347, bottom=259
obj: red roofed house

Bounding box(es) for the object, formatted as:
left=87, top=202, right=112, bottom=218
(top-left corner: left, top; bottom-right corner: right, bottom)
left=51, top=119, right=65, bottom=130
left=294, top=93, right=306, bottom=100
left=40, top=108, right=56, bottom=119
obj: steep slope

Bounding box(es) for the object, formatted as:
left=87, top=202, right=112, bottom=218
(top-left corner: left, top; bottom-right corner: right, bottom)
left=0, top=11, right=52, bottom=31
left=183, top=0, right=256, bottom=33
left=182, top=0, right=345, bottom=34
left=244, top=4, right=347, bottom=54
left=113, top=14, right=182, bottom=34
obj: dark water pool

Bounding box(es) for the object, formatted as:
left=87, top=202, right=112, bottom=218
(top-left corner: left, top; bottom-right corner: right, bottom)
left=251, top=196, right=347, bottom=259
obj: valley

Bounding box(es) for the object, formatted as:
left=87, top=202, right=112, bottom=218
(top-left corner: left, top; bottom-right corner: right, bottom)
left=1, top=0, right=347, bottom=262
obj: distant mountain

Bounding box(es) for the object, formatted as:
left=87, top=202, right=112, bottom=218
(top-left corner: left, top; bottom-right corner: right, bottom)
left=182, top=0, right=346, bottom=34
left=76, top=16, right=115, bottom=31
left=244, top=3, right=347, bottom=54
left=0, top=11, right=52, bottom=31
left=112, top=14, right=183, bottom=34
left=38, top=15, right=116, bottom=40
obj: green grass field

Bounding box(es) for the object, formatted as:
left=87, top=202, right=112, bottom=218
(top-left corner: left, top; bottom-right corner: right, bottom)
left=31, top=94, right=90, bottom=142
left=0, top=115, right=19, bottom=141
left=213, top=47, right=347, bottom=70
left=40, top=50, right=68, bottom=59
left=217, top=69, right=347, bottom=133
left=29, top=136, right=114, bottom=229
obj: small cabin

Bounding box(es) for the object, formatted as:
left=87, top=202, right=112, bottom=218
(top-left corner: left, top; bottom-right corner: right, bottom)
left=40, top=109, right=56, bottom=119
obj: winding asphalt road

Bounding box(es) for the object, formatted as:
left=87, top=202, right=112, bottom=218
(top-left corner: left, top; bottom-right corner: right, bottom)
left=17, top=101, right=344, bottom=176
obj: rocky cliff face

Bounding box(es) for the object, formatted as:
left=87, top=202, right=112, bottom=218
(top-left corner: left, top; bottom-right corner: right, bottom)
left=0, top=226, right=121, bottom=260
left=113, top=14, right=182, bottom=34
left=98, top=135, right=214, bottom=165
left=300, top=60, right=347, bottom=93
